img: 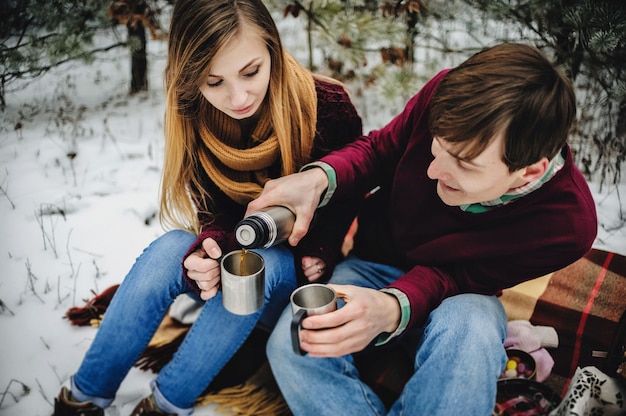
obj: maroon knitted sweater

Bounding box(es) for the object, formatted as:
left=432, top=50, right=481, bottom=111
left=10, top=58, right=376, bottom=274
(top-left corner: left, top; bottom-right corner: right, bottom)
left=321, top=70, right=598, bottom=328
left=183, top=79, right=363, bottom=293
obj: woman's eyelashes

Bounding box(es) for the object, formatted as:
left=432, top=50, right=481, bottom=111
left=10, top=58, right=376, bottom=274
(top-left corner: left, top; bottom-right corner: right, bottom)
left=243, top=67, right=260, bottom=78
left=206, top=66, right=261, bottom=88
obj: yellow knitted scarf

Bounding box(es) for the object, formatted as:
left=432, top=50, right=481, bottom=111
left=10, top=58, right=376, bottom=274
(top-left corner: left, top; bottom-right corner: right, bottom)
left=197, top=54, right=317, bottom=205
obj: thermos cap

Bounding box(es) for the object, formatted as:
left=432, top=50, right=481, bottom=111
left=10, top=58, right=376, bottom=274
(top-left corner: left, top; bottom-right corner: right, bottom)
left=235, top=222, right=263, bottom=247
left=234, top=206, right=294, bottom=249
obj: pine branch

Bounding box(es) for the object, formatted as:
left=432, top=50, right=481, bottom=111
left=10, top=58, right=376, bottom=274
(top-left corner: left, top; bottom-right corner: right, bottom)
left=2, top=42, right=127, bottom=82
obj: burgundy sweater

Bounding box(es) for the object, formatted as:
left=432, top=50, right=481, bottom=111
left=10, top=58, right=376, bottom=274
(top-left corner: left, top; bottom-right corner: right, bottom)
left=183, top=79, right=363, bottom=292
left=321, top=70, right=597, bottom=328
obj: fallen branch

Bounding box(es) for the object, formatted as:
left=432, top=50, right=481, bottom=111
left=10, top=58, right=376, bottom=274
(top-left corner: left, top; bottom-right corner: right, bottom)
left=0, top=379, right=30, bottom=408
left=0, top=172, right=15, bottom=210
left=0, top=299, right=15, bottom=316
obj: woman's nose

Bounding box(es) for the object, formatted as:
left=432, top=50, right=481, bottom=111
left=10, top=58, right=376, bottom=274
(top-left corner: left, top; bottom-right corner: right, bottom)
left=229, top=84, right=247, bottom=107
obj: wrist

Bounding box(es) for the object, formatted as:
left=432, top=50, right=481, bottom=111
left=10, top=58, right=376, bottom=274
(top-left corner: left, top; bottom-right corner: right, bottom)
left=375, top=288, right=411, bottom=346
left=382, top=292, right=401, bottom=333
left=300, top=162, right=335, bottom=207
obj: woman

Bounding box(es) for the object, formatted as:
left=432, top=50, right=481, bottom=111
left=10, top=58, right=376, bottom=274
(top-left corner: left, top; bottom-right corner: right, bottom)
left=53, top=0, right=362, bottom=415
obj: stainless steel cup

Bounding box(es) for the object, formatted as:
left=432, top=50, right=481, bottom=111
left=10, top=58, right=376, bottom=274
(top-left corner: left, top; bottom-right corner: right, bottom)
left=290, top=283, right=337, bottom=355
left=221, top=250, right=265, bottom=315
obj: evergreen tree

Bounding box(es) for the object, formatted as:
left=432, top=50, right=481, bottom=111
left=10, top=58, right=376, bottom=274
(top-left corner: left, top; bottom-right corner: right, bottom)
left=0, top=0, right=167, bottom=109
left=460, top=0, right=626, bottom=185
left=108, top=0, right=168, bottom=94
left=269, top=0, right=429, bottom=104
left=1, top=0, right=113, bottom=109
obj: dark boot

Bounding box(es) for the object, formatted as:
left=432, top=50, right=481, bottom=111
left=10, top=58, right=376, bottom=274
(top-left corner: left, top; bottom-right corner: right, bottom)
left=52, top=386, right=104, bottom=416
left=130, top=395, right=176, bottom=416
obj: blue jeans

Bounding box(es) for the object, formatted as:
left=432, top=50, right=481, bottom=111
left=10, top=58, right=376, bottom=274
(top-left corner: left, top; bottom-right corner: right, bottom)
left=71, top=229, right=297, bottom=415
left=267, top=255, right=508, bottom=416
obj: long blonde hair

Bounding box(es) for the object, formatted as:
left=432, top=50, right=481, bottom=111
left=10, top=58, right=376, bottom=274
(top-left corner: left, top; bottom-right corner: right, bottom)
left=160, top=0, right=317, bottom=233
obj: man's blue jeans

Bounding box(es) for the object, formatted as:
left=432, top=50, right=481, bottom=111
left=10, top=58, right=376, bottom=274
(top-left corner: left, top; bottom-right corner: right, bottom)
left=267, top=255, right=508, bottom=416
left=70, top=229, right=297, bottom=415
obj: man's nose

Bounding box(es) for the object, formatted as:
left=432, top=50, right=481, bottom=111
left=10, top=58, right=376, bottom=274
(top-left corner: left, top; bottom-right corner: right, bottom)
left=427, top=156, right=441, bottom=180
left=427, top=155, right=450, bottom=181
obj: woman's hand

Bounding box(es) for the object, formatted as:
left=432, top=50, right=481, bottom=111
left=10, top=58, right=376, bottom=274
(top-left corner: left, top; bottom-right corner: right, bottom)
left=301, top=256, right=327, bottom=282
left=183, top=237, right=223, bottom=300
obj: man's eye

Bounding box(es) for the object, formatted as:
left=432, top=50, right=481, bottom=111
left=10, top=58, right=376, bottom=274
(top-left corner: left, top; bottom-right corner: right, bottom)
left=456, top=159, right=470, bottom=171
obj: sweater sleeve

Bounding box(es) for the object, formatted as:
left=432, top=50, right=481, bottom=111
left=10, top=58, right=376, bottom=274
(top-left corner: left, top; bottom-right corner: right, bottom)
left=388, top=166, right=598, bottom=328
left=291, top=79, right=364, bottom=283
left=320, top=70, right=449, bottom=201
left=181, top=177, right=242, bottom=295
left=389, top=233, right=596, bottom=329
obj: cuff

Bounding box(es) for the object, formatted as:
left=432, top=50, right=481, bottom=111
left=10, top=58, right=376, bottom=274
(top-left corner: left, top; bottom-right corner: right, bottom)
left=300, top=161, right=336, bottom=208
left=375, top=288, right=411, bottom=346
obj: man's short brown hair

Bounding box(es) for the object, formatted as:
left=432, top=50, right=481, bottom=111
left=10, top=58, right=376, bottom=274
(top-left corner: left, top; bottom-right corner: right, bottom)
left=429, top=43, right=576, bottom=171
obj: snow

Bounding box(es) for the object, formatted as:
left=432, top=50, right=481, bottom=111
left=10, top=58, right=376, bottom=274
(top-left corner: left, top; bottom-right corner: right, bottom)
left=1, top=21, right=624, bottom=416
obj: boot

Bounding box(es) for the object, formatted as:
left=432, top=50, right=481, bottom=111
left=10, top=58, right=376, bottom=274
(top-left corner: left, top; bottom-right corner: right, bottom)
left=52, top=386, right=104, bottom=416
left=130, top=395, right=176, bottom=416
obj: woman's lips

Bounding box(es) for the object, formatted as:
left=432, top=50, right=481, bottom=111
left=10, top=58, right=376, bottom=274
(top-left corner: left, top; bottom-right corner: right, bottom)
left=232, top=104, right=254, bottom=115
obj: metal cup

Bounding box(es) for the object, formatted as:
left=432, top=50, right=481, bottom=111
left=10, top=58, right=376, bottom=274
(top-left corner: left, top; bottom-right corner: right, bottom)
left=221, top=250, right=265, bottom=315
left=290, top=283, right=337, bottom=355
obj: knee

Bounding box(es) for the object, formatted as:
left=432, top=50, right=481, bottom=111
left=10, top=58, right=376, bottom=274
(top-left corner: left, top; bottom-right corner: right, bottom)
left=428, top=294, right=507, bottom=346
left=149, top=230, right=195, bottom=253
left=123, top=230, right=195, bottom=293
left=136, top=230, right=195, bottom=268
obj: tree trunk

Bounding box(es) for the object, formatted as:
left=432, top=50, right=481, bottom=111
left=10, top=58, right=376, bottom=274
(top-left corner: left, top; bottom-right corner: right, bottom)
left=128, top=20, right=148, bottom=94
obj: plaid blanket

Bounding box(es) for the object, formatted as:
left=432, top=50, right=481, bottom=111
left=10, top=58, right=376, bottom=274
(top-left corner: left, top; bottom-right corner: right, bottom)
left=499, top=248, right=626, bottom=379
left=66, top=248, right=626, bottom=414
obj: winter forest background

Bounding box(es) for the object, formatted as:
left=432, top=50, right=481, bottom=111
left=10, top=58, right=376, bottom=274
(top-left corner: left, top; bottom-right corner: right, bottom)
left=1, top=1, right=625, bottom=415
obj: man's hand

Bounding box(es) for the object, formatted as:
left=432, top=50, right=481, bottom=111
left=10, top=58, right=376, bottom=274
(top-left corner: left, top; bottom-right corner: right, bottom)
left=183, top=238, right=222, bottom=300
left=296, top=284, right=401, bottom=357
left=247, top=168, right=328, bottom=246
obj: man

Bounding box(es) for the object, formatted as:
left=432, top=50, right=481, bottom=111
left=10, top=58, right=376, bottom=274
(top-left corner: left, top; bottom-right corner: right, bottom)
left=247, top=43, right=597, bottom=415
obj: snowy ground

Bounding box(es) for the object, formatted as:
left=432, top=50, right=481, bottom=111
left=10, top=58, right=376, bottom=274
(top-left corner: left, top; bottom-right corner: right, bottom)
left=1, top=19, right=625, bottom=416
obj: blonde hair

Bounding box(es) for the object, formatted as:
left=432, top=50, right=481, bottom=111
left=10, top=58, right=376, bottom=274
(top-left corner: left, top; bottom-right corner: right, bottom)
left=160, top=0, right=317, bottom=233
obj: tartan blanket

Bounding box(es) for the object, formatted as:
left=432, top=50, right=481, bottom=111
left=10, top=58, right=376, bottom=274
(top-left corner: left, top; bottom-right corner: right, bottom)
left=499, top=248, right=626, bottom=379
left=66, top=248, right=626, bottom=414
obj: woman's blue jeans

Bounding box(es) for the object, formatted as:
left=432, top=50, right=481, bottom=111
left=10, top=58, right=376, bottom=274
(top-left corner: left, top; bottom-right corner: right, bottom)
left=70, top=229, right=297, bottom=415
left=267, top=255, right=508, bottom=416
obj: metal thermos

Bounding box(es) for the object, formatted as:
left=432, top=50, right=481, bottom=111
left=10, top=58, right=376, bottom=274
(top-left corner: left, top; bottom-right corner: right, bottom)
left=235, top=206, right=295, bottom=249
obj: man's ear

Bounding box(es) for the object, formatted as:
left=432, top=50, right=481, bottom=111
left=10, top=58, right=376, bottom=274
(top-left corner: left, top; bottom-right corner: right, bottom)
left=520, top=157, right=549, bottom=182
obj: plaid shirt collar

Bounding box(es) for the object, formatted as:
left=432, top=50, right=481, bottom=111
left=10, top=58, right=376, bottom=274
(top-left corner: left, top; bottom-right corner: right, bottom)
left=460, top=149, right=565, bottom=214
